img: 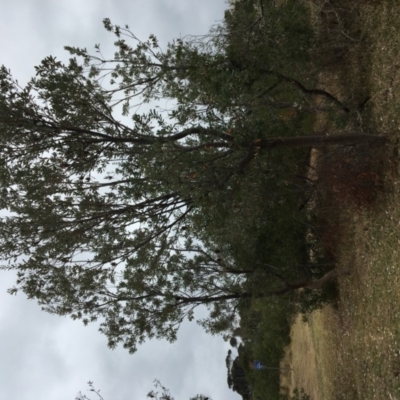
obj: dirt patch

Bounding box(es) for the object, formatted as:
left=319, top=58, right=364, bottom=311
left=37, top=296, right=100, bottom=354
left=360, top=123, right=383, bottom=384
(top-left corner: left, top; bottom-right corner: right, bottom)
left=280, top=314, right=323, bottom=400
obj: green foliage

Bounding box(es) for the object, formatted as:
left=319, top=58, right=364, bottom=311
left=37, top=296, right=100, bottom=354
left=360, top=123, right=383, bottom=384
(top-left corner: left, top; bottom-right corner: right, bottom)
left=0, top=0, right=337, bottom=357
left=296, top=282, right=340, bottom=322
left=0, top=20, right=267, bottom=352
left=230, top=354, right=252, bottom=400
left=225, top=0, right=316, bottom=76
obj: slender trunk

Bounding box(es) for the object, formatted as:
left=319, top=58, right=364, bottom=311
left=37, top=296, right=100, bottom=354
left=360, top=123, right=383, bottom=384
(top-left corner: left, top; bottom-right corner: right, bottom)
left=272, top=268, right=351, bottom=296
left=235, top=133, right=388, bottom=173
left=259, top=133, right=389, bottom=150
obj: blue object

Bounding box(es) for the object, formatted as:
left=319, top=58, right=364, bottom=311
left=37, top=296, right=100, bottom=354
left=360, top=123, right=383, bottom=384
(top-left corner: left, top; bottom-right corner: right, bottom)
left=254, top=361, right=264, bottom=370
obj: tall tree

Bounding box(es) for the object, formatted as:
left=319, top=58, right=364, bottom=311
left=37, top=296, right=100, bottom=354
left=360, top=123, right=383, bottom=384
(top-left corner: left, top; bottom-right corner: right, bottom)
left=0, top=19, right=386, bottom=352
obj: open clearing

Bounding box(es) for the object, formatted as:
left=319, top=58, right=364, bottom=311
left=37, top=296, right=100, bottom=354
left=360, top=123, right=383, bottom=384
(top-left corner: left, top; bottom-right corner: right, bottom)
left=281, top=1, right=400, bottom=399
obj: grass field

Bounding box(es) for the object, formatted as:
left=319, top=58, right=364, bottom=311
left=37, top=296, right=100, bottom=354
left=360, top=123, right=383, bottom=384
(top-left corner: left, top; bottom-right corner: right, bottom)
left=282, top=1, right=400, bottom=399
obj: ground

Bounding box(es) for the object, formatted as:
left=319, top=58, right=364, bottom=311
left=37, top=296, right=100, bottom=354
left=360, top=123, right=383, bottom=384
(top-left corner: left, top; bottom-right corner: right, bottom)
left=280, top=1, right=400, bottom=399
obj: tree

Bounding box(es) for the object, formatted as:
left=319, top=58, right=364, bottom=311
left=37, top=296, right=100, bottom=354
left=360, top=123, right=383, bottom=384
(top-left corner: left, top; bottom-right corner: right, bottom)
left=0, top=19, right=387, bottom=352
left=230, top=356, right=251, bottom=400
left=75, top=381, right=210, bottom=400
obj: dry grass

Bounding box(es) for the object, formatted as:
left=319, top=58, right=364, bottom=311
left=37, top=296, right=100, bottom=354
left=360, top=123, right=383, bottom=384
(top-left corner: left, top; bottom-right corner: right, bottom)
left=283, top=188, right=400, bottom=400
left=280, top=314, right=324, bottom=399
left=327, top=202, right=400, bottom=400
left=281, top=1, right=400, bottom=399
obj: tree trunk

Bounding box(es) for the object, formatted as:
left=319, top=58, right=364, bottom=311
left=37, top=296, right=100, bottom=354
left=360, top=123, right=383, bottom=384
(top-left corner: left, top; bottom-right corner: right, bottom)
left=259, top=133, right=389, bottom=150
left=273, top=268, right=351, bottom=296
left=236, top=133, right=389, bottom=172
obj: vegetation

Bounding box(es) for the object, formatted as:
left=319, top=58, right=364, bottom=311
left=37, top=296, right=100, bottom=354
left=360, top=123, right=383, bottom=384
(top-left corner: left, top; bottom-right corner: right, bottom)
left=2, top=0, right=397, bottom=399
left=75, top=381, right=209, bottom=400
left=0, top=0, right=350, bottom=351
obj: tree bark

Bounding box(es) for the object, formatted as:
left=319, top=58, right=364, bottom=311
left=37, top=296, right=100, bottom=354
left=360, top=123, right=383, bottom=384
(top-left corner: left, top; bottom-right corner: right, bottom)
left=259, top=133, right=389, bottom=150
left=236, top=133, right=389, bottom=173
left=273, top=268, right=351, bottom=296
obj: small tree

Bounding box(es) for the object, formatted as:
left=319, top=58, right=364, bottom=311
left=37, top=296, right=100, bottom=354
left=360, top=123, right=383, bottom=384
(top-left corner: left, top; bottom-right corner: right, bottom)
left=75, top=381, right=211, bottom=400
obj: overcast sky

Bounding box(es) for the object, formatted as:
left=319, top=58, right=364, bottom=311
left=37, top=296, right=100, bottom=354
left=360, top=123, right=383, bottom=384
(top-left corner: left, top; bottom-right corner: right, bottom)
left=0, top=1, right=241, bottom=400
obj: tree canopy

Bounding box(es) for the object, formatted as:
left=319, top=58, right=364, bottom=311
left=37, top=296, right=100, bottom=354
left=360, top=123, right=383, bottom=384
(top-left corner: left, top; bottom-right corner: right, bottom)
left=0, top=19, right=268, bottom=352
